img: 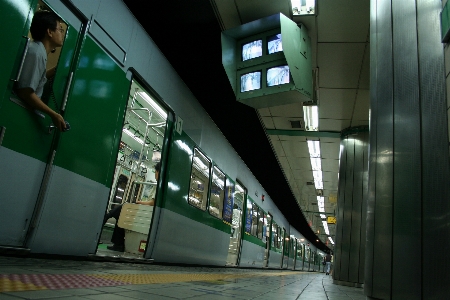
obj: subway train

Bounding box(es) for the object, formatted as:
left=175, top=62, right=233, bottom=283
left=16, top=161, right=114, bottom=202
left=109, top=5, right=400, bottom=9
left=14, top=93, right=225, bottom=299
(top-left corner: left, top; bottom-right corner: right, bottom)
left=0, top=0, right=325, bottom=271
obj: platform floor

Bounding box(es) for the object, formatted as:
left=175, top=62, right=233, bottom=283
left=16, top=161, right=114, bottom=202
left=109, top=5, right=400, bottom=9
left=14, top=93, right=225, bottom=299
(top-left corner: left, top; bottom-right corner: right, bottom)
left=0, top=256, right=365, bottom=300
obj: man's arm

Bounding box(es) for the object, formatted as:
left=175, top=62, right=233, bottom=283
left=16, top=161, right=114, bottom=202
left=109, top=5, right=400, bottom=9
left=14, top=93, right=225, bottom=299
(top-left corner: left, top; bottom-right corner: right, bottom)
left=15, top=87, right=66, bottom=131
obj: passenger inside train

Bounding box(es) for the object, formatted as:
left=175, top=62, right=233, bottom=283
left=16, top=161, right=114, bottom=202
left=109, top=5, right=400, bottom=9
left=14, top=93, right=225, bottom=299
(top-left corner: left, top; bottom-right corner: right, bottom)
left=102, top=161, right=160, bottom=252
left=14, top=9, right=66, bottom=131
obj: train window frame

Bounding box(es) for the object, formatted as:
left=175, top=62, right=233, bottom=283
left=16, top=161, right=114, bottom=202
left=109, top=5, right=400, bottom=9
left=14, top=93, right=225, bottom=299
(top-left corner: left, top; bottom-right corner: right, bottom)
left=188, top=148, right=211, bottom=211
left=208, top=165, right=225, bottom=219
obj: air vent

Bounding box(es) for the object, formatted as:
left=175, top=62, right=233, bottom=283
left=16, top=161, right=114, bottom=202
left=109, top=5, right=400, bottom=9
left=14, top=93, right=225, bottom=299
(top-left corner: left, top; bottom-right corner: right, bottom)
left=306, top=181, right=314, bottom=185
left=290, top=120, right=302, bottom=129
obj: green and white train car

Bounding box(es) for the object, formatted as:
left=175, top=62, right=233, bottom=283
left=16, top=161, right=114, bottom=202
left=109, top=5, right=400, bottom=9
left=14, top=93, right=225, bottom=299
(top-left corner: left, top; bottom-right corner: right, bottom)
left=0, top=0, right=319, bottom=268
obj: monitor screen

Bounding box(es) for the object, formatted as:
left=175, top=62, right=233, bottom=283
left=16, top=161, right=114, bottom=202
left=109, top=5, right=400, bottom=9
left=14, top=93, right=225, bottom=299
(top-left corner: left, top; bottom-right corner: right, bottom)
left=267, top=66, right=290, bottom=86
left=242, top=40, right=262, bottom=61
left=267, top=34, right=283, bottom=54
left=240, top=71, right=261, bottom=92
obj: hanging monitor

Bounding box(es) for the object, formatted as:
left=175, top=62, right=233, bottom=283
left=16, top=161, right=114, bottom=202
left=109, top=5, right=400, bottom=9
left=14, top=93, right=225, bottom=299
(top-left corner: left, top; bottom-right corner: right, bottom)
left=267, top=34, right=283, bottom=54
left=240, top=71, right=261, bottom=92
left=242, top=40, right=262, bottom=61
left=267, top=65, right=290, bottom=86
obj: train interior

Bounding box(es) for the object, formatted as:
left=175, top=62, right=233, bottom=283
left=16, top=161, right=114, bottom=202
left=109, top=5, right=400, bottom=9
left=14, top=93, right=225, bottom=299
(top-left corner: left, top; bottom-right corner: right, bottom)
left=96, top=79, right=167, bottom=259
left=225, top=182, right=244, bottom=266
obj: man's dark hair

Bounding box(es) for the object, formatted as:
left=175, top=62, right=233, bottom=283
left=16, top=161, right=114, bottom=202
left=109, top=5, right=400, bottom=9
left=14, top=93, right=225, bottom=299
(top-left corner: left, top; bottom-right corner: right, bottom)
left=154, top=162, right=161, bottom=172
left=30, top=10, right=62, bottom=41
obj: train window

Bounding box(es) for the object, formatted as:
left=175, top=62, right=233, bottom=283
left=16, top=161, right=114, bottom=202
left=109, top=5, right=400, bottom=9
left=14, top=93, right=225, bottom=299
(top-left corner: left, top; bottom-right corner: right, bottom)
left=265, top=214, right=271, bottom=243
left=277, top=226, right=283, bottom=248
left=271, top=222, right=278, bottom=248
left=188, top=149, right=211, bottom=210
left=208, top=166, right=225, bottom=218
left=251, top=206, right=258, bottom=236
left=245, top=199, right=252, bottom=234
left=257, top=210, right=264, bottom=239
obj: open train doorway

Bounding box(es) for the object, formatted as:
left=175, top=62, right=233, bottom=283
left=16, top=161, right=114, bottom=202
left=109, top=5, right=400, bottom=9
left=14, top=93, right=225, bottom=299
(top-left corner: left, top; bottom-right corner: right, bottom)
left=226, top=182, right=245, bottom=266
left=96, top=79, right=167, bottom=259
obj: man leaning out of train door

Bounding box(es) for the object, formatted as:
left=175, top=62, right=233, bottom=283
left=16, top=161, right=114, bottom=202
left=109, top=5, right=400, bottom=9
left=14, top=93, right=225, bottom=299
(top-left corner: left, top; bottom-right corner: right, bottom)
left=103, top=162, right=160, bottom=252
left=14, top=10, right=67, bottom=131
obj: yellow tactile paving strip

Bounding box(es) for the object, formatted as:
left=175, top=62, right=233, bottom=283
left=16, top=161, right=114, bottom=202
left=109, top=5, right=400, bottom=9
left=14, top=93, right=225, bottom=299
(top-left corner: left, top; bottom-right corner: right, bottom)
left=91, top=271, right=295, bottom=285
left=0, top=271, right=297, bottom=293
left=0, top=278, right=47, bottom=293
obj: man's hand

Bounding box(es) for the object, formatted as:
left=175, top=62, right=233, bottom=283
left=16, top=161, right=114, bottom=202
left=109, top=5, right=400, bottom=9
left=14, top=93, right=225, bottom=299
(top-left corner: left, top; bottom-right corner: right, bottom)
left=50, top=111, right=66, bottom=131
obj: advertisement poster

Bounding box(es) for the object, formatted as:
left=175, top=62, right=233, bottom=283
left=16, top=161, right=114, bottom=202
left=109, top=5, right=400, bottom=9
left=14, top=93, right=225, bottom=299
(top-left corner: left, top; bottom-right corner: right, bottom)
left=245, top=198, right=253, bottom=234
left=222, top=178, right=234, bottom=224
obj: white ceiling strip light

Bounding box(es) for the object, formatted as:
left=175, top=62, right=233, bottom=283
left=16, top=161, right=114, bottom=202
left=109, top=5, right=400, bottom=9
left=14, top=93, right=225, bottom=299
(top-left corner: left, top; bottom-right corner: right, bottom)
left=303, top=105, right=319, bottom=131
left=322, top=220, right=329, bottom=235
left=328, top=237, right=335, bottom=244
left=307, top=140, right=323, bottom=190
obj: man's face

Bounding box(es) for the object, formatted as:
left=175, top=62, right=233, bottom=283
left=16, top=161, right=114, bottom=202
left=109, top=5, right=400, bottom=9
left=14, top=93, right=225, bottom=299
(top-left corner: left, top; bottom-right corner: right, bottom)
left=49, top=21, right=65, bottom=48
left=155, top=170, right=159, bottom=181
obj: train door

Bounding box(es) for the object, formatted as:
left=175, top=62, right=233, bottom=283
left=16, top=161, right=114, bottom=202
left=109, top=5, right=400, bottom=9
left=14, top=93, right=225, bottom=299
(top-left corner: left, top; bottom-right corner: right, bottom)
left=0, top=0, right=81, bottom=248
left=24, top=0, right=135, bottom=255
left=226, top=182, right=245, bottom=266
left=280, top=227, right=287, bottom=268
left=263, top=213, right=272, bottom=267
left=97, top=79, right=168, bottom=259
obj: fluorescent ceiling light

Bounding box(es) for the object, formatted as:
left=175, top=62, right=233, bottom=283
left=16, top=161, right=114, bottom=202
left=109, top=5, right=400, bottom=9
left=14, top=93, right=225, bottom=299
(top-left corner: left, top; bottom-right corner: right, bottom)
left=137, top=91, right=167, bottom=120
left=322, top=221, right=329, bottom=235
left=123, top=128, right=144, bottom=145
left=317, top=196, right=325, bottom=212
left=320, top=214, right=326, bottom=219
left=303, top=105, right=319, bottom=131
left=310, top=157, right=322, bottom=171
left=307, top=140, right=321, bottom=158
left=328, top=237, right=335, bottom=244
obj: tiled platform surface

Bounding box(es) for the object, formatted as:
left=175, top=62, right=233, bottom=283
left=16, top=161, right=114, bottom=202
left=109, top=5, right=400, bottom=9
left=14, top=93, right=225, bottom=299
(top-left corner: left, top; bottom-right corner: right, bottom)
left=0, top=256, right=366, bottom=299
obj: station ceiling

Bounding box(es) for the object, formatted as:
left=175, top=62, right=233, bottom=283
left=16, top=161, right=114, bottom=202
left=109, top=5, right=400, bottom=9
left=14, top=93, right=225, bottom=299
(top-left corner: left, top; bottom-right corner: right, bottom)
left=123, top=0, right=370, bottom=252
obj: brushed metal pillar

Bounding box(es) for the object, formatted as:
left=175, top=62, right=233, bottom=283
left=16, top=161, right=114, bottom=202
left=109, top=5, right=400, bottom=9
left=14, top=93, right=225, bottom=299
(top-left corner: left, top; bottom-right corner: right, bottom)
left=334, top=127, right=368, bottom=287
left=367, top=0, right=450, bottom=299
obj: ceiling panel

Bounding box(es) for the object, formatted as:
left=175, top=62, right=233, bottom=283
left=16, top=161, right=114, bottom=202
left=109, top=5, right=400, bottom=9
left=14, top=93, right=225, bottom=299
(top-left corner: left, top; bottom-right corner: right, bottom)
left=318, top=43, right=366, bottom=89
left=261, top=116, right=276, bottom=129
left=269, top=102, right=304, bottom=117
left=317, top=0, right=370, bottom=43
left=271, top=139, right=287, bottom=157
left=235, top=0, right=291, bottom=23
left=272, top=117, right=303, bottom=129
left=353, top=89, right=370, bottom=121
left=281, top=140, right=309, bottom=158
left=288, top=157, right=313, bottom=171
left=321, top=158, right=339, bottom=172
left=319, top=88, right=357, bottom=119
left=319, top=118, right=351, bottom=131
left=359, top=46, right=370, bottom=89
left=321, top=141, right=340, bottom=159
left=258, top=107, right=272, bottom=117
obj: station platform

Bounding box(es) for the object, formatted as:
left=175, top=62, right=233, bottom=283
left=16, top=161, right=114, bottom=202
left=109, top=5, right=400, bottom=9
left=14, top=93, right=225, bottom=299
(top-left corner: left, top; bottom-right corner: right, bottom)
left=0, top=256, right=365, bottom=300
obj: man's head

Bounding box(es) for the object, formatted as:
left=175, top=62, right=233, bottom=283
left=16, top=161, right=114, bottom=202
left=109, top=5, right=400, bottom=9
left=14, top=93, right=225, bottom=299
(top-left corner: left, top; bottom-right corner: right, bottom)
left=30, top=10, right=64, bottom=47
left=154, top=162, right=161, bottom=180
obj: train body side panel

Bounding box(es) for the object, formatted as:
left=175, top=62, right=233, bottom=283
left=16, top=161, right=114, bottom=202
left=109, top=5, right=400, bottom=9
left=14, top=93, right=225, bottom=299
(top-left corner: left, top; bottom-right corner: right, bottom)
left=268, top=250, right=282, bottom=269
left=28, top=166, right=109, bottom=255
left=239, top=239, right=265, bottom=268
left=0, top=148, right=45, bottom=246
left=151, top=209, right=229, bottom=265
